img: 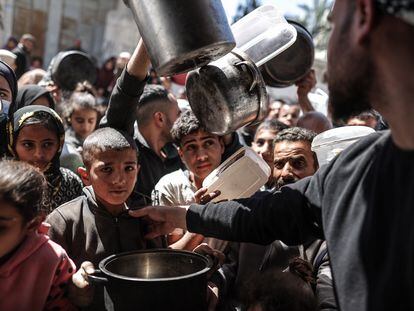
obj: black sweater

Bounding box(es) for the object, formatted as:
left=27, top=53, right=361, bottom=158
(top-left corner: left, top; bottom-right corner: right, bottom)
left=187, top=131, right=414, bottom=311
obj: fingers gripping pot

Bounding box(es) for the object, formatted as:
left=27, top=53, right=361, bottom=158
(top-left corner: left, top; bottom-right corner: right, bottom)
left=87, top=249, right=213, bottom=311
left=123, top=0, right=236, bottom=76
left=186, top=50, right=268, bottom=135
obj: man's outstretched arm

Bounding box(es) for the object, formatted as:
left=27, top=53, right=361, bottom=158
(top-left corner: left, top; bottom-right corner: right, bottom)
left=100, top=39, right=151, bottom=135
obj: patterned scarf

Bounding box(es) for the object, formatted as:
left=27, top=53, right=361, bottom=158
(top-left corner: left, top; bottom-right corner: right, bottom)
left=7, top=105, right=65, bottom=199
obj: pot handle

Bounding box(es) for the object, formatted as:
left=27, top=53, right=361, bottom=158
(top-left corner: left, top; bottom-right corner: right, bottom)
left=235, top=60, right=261, bottom=92
left=87, top=269, right=109, bottom=284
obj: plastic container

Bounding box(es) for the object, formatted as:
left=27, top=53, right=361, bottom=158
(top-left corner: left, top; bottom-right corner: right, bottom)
left=231, top=5, right=297, bottom=67
left=311, top=126, right=375, bottom=166
left=202, top=147, right=271, bottom=202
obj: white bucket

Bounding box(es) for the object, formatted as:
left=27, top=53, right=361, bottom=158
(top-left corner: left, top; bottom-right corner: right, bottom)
left=311, top=126, right=375, bottom=166
left=202, top=147, right=271, bottom=202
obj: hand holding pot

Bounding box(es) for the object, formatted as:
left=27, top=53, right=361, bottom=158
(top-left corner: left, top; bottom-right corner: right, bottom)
left=129, top=205, right=188, bottom=239
left=68, top=261, right=95, bottom=307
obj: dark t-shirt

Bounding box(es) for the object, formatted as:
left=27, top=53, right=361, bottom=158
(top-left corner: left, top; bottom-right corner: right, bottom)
left=187, top=131, right=414, bottom=311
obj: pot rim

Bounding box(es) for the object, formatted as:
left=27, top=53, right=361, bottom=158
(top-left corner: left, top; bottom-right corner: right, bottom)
left=98, top=249, right=213, bottom=282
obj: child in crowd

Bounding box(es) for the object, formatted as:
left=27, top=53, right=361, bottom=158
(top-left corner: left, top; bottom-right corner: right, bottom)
left=47, top=127, right=164, bottom=309
left=0, top=160, right=76, bottom=311
left=245, top=258, right=318, bottom=311
left=154, top=109, right=228, bottom=251
left=7, top=105, right=83, bottom=214
left=10, top=84, right=55, bottom=116
left=60, top=82, right=101, bottom=173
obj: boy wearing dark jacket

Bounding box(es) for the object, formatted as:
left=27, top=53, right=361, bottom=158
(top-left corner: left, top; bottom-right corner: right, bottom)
left=47, top=127, right=163, bottom=310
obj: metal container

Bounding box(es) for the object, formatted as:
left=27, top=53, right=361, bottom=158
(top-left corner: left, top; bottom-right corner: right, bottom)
left=123, top=0, right=236, bottom=76
left=186, top=50, right=268, bottom=135
left=260, top=20, right=314, bottom=88
left=49, top=50, right=97, bottom=91
left=88, top=249, right=212, bottom=311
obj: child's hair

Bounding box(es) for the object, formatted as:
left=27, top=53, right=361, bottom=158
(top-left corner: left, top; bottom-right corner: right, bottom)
left=82, top=127, right=137, bottom=168
left=20, top=111, right=60, bottom=137
left=170, top=109, right=207, bottom=145
left=245, top=257, right=317, bottom=311
left=0, top=160, right=46, bottom=222
left=62, top=81, right=100, bottom=126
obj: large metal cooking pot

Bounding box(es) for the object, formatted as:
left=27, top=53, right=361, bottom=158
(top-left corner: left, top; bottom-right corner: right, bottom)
left=123, top=0, right=235, bottom=76
left=261, top=20, right=314, bottom=88
left=41, top=50, right=97, bottom=91
left=88, top=249, right=212, bottom=311
left=186, top=50, right=268, bottom=135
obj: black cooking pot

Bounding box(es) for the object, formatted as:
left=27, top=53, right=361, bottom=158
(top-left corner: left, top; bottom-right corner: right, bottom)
left=123, top=0, right=235, bottom=76
left=88, top=249, right=212, bottom=311
left=260, top=20, right=314, bottom=88
left=42, top=50, right=97, bottom=91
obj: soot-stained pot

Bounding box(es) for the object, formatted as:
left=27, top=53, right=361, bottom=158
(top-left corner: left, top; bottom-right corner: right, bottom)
left=123, top=0, right=236, bottom=76
left=88, top=249, right=213, bottom=311
left=261, top=20, right=314, bottom=88
left=186, top=50, right=268, bottom=135
left=47, top=50, right=97, bottom=91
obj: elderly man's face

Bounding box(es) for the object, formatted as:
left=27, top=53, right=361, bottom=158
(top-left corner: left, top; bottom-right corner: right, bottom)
left=273, top=140, right=317, bottom=189
left=327, top=0, right=373, bottom=121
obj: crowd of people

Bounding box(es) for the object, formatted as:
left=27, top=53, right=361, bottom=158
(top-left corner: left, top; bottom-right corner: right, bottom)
left=0, top=0, right=413, bottom=310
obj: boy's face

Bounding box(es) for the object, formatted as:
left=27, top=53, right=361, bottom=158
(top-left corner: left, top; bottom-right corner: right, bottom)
left=178, top=130, right=224, bottom=182
left=83, top=149, right=139, bottom=209
left=0, top=201, right=30, bottom=259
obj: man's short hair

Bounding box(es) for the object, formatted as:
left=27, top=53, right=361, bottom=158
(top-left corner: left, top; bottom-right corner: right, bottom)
left=255, top=119, right=289, bottom=137
left=274, top=127, right=316, bottom=144
left=170, top=109, right=206, bottom=145
left=274, top=127, right=318, bottom=169
left=82, top=127, right=137, bottom=168
left=136, top=85, right=171, bottom=126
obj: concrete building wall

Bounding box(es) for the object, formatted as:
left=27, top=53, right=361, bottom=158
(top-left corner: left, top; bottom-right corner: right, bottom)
left=2, top=0, right=121, bottom=68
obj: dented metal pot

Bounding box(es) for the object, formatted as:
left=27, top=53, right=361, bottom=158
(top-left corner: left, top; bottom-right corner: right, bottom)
left=186, top=50, right=268, bottom=135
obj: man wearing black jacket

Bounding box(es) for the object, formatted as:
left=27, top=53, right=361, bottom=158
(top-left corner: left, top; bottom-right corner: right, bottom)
left=131, top=1, right=414, bottom=310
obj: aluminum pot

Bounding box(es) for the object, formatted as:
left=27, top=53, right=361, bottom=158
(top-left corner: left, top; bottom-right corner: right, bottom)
left=186, top=50, right=268, bottom=135
left=123, top=0, right=236, bottom=76
left=260, top=20, right=314, bottom=88
left=88, top=249, right=212, bottom=311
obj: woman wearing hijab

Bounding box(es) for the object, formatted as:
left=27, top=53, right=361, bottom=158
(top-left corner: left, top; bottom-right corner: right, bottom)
left=9, top=84, right=55, bottom=117
left=7, top=105, right=83, bottom=215
left=0, top=60, right=18, bottom=157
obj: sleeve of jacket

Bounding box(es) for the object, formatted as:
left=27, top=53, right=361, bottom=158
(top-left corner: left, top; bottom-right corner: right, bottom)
left=186, top=163, right=329, bottom=246
left=314, top=247, right=338, bottom=310
left=46, top=209, right=72, bottom=255
left=99, top=67, right=147, bottom=136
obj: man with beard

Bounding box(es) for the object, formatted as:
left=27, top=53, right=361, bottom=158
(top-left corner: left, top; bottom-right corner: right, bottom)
left=217, top=128, right=336, bottom=310
left=131, top=1, right=414, bottom=310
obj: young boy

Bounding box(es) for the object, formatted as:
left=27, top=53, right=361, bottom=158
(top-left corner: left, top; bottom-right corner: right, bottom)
left=154, top=110, right=227, bottom=251
left=47, top=127, right=163, bottom=309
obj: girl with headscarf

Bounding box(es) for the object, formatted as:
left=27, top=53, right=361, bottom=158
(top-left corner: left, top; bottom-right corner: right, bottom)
left=9, top=84, right=55, bottom=117
left=0, top=60, right=18, bottom=157
left=7, top=105, right=83, bottom=215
